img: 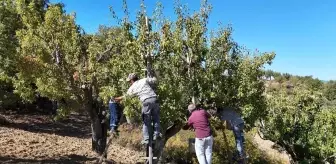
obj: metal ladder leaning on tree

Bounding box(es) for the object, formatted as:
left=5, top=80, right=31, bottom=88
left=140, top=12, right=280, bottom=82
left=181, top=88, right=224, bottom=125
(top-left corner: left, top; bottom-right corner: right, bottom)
left=141, top=122, right=157, bottom=164
left=140, top=16, right=157, bottom=164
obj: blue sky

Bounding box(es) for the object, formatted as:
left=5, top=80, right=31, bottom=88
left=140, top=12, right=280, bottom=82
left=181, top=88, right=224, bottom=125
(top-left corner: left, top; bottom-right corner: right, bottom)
left=50, top=0, right=336, bottom=81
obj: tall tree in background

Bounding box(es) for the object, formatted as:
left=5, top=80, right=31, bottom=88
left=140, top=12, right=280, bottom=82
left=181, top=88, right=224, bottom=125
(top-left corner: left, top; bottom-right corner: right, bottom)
left=204, top=27, right=275, bottom=127
left=0, top=0, right=22, bottom=108
left=0, top=0, right=20, bottom=75
left=261, top=81, right=336, bottom=163
left=323, top=80, right=336, bottom=101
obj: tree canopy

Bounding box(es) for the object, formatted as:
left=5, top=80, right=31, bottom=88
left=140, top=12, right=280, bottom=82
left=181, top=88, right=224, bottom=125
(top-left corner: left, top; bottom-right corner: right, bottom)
left=0, top=0, right=334, bottom=163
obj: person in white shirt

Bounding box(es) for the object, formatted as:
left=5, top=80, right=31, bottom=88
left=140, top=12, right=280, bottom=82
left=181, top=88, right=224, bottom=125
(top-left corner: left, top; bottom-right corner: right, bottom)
left=114, top=73, right=160, bottom=144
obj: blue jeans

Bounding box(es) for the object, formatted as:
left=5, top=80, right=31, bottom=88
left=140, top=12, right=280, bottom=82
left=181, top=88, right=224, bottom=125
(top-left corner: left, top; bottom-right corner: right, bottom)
left=195, top=135, right=213, bottom=164
left=142, top=97, right=160, bottom=140
left=109, top=102, right=120, bottom=130
left=232, top=123, right=245, bottom=159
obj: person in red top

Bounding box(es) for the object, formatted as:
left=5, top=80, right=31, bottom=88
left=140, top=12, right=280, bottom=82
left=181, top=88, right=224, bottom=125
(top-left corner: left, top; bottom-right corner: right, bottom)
left=183, top=103, right=213, bottom=164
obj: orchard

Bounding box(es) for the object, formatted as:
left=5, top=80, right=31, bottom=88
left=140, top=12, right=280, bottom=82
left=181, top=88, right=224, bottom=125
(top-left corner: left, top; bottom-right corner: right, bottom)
left=0, top=0, right=335, bottom=164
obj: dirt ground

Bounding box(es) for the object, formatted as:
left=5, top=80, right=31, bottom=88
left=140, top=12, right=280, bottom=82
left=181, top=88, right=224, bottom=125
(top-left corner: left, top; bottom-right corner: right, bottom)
left=252, top=133, right=291, bottom=164
left=0, top=110, right=290, bottom=164
left=0, top=111, right=143, bottom=164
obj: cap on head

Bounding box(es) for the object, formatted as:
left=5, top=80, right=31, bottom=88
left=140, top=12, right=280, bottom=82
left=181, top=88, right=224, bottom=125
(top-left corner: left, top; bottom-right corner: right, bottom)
left=187, top=103, right=196, bottom=113
left=126, top=73, right=138, bottom=82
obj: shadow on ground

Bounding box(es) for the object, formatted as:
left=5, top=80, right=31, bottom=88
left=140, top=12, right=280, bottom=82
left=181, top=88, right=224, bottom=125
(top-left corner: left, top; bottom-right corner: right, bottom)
left=0, top=154, right=116, bottom=164
left=0, top=110, right=91, bottom=138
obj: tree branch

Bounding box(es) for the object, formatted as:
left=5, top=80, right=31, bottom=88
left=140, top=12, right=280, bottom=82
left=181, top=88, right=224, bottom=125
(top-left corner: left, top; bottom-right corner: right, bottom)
left=165, top=121, right=184, bottom=140
left=324, top=154, right=336, bottom=163
left=180, top=55, right=188, bottom=63
left=96, top=46, right=113, bottom=62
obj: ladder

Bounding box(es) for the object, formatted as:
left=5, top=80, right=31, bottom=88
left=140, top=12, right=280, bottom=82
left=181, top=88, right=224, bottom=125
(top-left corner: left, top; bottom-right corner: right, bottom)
left=141, top=140, right=157, bottom=164
left=141, top=120, right=158, bottom=164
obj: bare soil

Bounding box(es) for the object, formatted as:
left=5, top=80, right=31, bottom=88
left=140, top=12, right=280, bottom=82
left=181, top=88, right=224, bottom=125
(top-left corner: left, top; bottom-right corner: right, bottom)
left=0, top=111, right=143, bottom=164
left=252, top=133, right=291, bottom=164
left=0, top=110, right=290, bottom=164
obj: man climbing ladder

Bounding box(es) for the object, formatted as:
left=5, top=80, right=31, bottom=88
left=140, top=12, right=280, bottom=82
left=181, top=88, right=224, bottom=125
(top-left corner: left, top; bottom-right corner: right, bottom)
left=115, top=16, right=159, bottom=164
left=114, top=73, right=161, bottom=144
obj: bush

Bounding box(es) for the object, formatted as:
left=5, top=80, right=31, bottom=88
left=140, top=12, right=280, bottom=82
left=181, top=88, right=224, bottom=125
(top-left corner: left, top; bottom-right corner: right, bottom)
left=165, top=128, right=284, bottom=164
left=165, top=130, right=197, bottom=164
left=0, top=79, right=21, bottom=109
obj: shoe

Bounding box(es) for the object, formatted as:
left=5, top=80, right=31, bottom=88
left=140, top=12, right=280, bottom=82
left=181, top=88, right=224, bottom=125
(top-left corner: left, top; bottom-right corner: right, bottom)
left=153, top=133, right=161, bottom=141
left=108, top=130, right=114, bottom=136
left=141, top=139, right=149, bottom=145
left=109, top=129, right=115, bottom=133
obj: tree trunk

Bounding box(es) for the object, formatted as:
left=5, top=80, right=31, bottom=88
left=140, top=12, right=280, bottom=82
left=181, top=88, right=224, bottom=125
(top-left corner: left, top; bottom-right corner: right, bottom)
left=91, top=116, right=106, bottom=155
left=84, top=87, right=107, bottom=155
left=278, top=141, right=296, bottom=164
